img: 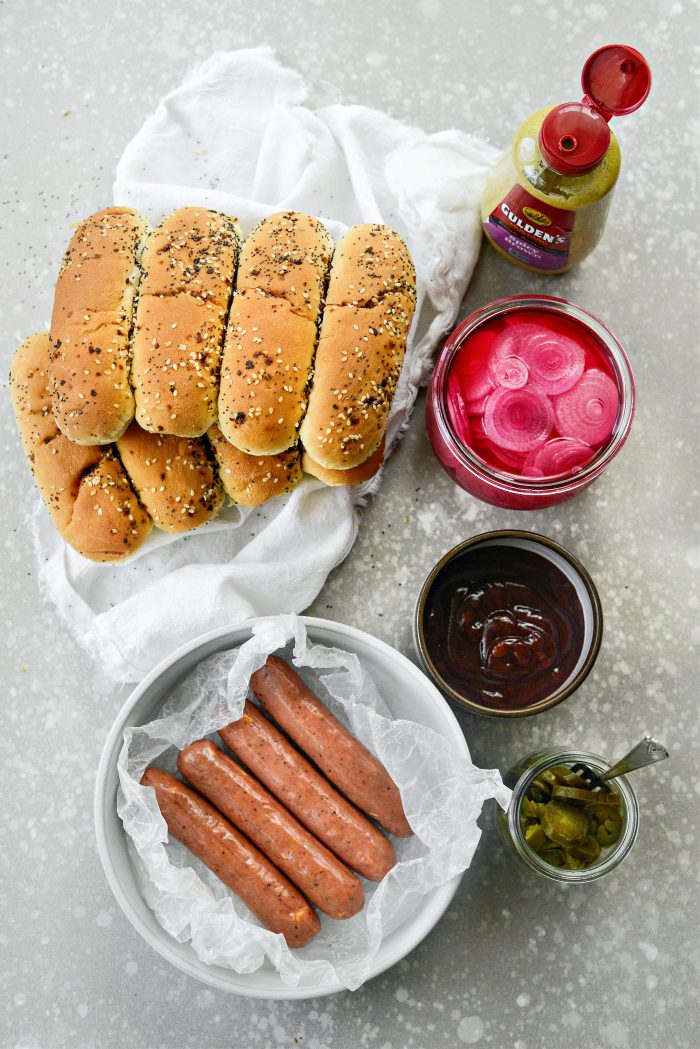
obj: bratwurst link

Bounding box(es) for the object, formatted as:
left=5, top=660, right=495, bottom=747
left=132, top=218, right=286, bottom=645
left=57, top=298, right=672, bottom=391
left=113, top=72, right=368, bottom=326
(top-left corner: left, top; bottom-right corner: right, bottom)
left=250, top=656, right=412, bottom=838
left=177, top=740, right=364, bottom=919
left=140, top=767, right=320, bottom=948
left=219, top=702, right=396, bottom=881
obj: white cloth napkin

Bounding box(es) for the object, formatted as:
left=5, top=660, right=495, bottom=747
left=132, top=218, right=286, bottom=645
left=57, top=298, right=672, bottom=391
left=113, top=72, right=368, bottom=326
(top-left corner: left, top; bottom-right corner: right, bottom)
left=34, top=47, right=498, bottom=682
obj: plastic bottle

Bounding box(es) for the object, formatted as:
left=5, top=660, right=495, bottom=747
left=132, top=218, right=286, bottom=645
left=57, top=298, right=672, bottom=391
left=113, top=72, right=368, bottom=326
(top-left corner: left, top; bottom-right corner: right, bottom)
left=481, top=45, right=651, bottom=274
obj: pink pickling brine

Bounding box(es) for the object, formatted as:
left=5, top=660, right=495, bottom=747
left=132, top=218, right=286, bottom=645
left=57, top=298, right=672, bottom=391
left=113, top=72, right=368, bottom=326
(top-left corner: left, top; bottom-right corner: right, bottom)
left=426, top=297, right=635, bottom=510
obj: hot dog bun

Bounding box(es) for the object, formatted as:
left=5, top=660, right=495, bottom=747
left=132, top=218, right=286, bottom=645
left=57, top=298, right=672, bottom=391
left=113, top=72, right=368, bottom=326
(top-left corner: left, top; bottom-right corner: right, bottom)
left=15, top=210, right=417, bottom=553
left=302, top=435, right=385, bottom=486
left=208, top=424, right=302, bottom=506
left=299, top=224, right=416, bottom=470
left=131, top=208, right=239, bottom=438
left=217, top=212, right=334, bottom=455
left=49, top=207, right=150, bottom=444
left=116, top=422, right=223, bottom=532
left=10, top=332, right=152, bottom=562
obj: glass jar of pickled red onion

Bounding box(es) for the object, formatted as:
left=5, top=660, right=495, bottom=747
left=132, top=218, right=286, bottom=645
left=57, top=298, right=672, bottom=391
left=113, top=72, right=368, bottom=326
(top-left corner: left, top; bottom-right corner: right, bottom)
left=425, top=296, right=635, bottom=510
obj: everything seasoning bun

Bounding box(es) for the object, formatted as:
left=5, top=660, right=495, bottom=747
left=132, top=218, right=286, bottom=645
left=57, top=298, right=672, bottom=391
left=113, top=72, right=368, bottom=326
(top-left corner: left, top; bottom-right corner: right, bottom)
left=116, top=423, right=224, bottom=532
left=208, top=424, right=302, bottom=506
left=11, top=333, right=152, bottom=562
left=12, top=208, right=418, bottom=558
left=299, top=224, right=416, bottom=471
left=302, top=435, right=385, bottom=486
left=49, top=207, right=150, bottom=445
left=217, top=212, right=334, bottom=455
left=131, top=208, right=239, bottom=438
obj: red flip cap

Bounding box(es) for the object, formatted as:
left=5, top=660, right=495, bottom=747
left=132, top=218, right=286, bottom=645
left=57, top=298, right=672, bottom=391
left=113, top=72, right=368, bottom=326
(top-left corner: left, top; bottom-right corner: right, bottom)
left=539, top=45, right=651, bottom=176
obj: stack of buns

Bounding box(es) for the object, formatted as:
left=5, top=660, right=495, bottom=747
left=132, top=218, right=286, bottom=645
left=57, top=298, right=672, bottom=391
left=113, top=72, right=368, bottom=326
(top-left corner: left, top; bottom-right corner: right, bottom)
left=10, top=207, right=416, bottom=563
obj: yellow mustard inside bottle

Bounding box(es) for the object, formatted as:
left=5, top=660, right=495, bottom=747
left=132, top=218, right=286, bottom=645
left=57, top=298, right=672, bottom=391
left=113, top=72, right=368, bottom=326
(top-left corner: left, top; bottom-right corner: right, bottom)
left=481, top=45, right=651, bottom=274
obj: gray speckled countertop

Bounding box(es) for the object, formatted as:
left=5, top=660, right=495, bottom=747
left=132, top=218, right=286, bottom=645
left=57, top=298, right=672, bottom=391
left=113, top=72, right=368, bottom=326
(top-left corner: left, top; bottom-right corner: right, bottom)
left=1, top=1, right=698, bottom=1047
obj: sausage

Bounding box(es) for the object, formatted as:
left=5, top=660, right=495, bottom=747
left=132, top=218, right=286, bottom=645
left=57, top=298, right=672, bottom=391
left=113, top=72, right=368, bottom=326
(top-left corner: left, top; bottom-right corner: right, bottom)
left=251, top=657, right=412, bottom=838
left=219, top=702, right=395, bottom=881
left=140, top=768, right=320, bottom=948
left=178, top=740, right=364, bottom=919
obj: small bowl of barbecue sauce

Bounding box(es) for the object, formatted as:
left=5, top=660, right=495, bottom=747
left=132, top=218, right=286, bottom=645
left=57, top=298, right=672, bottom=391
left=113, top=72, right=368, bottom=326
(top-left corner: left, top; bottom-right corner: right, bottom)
left=414, top=531, right=603, bottom=717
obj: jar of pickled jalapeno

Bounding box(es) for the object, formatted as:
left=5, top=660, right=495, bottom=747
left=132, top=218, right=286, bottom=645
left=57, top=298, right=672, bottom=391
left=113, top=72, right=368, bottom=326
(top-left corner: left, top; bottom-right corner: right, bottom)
left=496, top=749, right=639, bottom=882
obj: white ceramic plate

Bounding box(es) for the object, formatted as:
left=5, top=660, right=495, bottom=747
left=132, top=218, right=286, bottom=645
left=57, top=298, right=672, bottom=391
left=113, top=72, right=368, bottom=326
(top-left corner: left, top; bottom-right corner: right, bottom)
left=94, top=616, right=470, bottom=999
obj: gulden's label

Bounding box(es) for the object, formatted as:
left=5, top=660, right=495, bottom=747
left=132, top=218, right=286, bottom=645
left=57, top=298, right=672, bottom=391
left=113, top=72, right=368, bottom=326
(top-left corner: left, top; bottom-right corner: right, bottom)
left=484, top=185, right=575, bottom=272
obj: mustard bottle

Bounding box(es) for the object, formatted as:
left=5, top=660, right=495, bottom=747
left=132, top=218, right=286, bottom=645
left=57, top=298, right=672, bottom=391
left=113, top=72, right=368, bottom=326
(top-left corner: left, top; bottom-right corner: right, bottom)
left=481, top=45, right=651, bottom=273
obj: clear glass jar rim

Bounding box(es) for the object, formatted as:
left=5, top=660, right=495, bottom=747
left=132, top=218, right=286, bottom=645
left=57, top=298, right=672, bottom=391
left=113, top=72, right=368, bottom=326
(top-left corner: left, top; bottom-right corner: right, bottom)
left=508, top=750, right=640, bottom=882
left=434, top=296, right=636, bottom=494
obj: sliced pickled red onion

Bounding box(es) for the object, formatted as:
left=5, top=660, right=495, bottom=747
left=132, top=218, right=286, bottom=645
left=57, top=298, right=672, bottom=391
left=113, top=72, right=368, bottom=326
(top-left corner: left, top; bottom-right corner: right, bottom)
left=469, top=416, right=488, bottom=443
left=490, top=323, right=542, bottom=357
left=483, top=386, right=554, bottom=452
left=446, top=384, right=471, bottom=445
left=489, top=329, right=527, bottom=383
left=487, top=443, right=529, bottom=473
left=450, top=338, right=493, bottom=401
left=519, top=331, right=585, bottom=394
left=466, top=394, right=489, bottom=416
left=492, top=354, right=529, bottom=390
left=467, top=433, right=526, bottom=476
left=554, top=369, right=618, bottom=446
left=525, top=437, right=595, bottom=478
left=466, top=416, right=527, bottom=474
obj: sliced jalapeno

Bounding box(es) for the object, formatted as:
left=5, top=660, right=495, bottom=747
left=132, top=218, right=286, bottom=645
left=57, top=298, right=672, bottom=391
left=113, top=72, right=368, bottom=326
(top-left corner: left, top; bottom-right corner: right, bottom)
left=541, top=768, right=567, bottom=787
left=563, top=850, right=587, bottom=870
left=530, top=777, right=553, bottom=801
left=524, top=824, right=547, bottom=851
left=583, top=797, right=623, bottom=820
left=541, top=800, right=588, bottom=846
left=565, top=836, right=601, bottom=865
left=521, top=796, right=539, bottom=819
left=520, top=765, right=625, bottom=871
left=540, top=846, right=566, bottom=868
left=596, top=818, right=622, bottom=846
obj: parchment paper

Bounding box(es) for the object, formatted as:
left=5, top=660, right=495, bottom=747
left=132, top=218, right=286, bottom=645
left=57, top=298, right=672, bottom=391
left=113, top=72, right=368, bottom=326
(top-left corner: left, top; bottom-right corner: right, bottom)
left=117, top=615, right=510, bottom=991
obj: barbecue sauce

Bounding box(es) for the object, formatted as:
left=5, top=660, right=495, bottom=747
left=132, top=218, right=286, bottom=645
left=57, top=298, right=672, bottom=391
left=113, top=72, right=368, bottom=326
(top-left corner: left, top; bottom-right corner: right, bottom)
left=423, top=546, right=584, bottom=711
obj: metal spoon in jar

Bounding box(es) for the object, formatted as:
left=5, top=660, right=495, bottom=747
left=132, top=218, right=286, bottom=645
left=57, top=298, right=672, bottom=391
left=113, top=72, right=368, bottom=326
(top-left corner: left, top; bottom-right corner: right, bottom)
left=571, top=735, right=669, bottom=790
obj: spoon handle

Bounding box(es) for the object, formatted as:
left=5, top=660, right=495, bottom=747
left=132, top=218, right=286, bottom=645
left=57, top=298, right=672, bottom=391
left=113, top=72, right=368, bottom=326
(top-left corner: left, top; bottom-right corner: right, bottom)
left=599, top=736, right=669, bottom=782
